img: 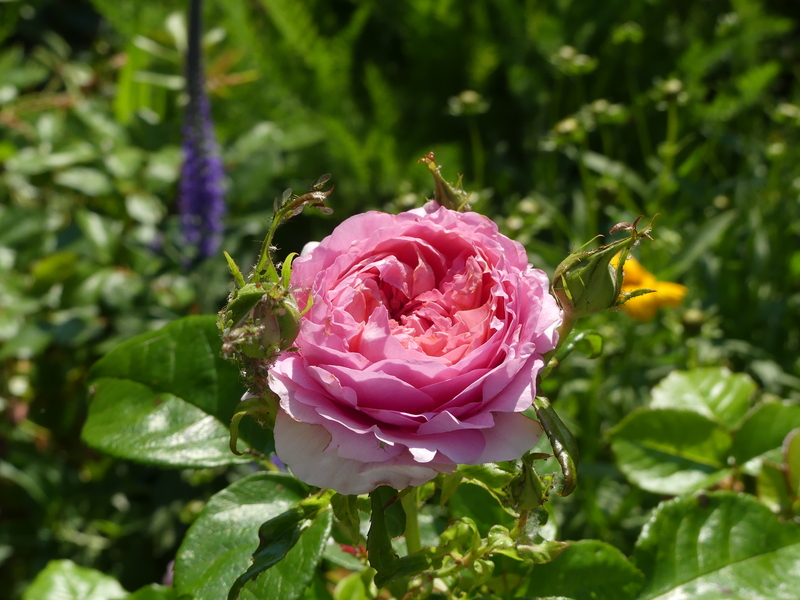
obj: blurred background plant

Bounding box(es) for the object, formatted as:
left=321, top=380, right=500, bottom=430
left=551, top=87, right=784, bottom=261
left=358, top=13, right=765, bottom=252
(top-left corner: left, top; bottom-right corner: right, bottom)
left=2, top=0, right=800, bottom=598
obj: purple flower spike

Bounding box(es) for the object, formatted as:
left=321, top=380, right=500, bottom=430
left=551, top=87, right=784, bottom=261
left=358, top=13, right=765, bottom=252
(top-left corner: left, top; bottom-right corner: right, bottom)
left=179, top=0, right=226, bottom=260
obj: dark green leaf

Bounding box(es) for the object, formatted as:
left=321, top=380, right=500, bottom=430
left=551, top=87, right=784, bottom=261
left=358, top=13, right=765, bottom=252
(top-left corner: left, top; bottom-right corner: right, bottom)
left=82, top=379, right=246, bottom=468
left=229, top=490, right=335, bottom=599
left=518, top=540, right=644, bottom=600
left=732, top=401, right=800, bottom=472
left=23, top=560, right=127, bottom=600
left=85, top=315, right=272, bottom=461
left=610, top=409, right=731, bottom=495
left=175, top=473, right=331, bottom=600
left=374, top=486, right=405, bottom=539
left=89, top=316, right=239, bottom=419
left=650, top=367, right=755, bottom=429
left=634, top=492, right=800, bottom=600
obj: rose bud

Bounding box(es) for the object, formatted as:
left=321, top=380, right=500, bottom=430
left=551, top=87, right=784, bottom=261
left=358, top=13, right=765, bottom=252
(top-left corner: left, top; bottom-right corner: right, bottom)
left=552, top=239, right=628, bottom=318
left=219, top=284, right=302, bottom=361
left=552, top=217, right=656, bottom=319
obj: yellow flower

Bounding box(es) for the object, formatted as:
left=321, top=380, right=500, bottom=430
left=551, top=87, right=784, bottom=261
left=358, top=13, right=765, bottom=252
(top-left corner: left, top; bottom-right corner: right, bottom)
left=612, top=254, right=687, bottom=321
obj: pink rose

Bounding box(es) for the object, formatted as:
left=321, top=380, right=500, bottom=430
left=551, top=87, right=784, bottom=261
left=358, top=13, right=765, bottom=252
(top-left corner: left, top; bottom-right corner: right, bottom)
left=269, top=203, right=562, bottom=494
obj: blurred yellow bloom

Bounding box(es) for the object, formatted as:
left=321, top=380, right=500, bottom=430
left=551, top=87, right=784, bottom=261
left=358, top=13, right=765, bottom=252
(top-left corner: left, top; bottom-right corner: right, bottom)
left=613, top=254, right=687, bottom=321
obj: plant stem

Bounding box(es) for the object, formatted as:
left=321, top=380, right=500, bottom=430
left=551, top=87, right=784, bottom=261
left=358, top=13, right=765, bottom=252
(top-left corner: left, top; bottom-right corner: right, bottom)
left=401, top=489, right=422, bottom=555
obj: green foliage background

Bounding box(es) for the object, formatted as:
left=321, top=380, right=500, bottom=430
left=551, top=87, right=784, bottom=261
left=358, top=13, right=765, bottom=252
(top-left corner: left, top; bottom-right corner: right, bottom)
left=2, top=0, right=800, bottom=598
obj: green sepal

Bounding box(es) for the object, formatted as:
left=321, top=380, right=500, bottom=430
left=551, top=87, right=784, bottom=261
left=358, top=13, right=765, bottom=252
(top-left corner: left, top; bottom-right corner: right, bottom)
left=534, top=396, right=580, bottom=497
left=418, top=152, right=471, bottom=212
left=223, top=285, right=269, bottom=330
left=488, top=525, right=568, bottom=564
left=615, top=287, right=655, bottom=306
left=223, top=251, right=247, bottom=288
left=281, top=252, right=297, bottom=288
left=229, top=394, right=279, bottom=456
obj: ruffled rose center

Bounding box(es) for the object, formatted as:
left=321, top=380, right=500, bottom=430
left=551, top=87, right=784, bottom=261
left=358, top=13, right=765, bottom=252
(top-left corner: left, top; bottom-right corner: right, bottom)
left=331, top=247, right=497, bottom=365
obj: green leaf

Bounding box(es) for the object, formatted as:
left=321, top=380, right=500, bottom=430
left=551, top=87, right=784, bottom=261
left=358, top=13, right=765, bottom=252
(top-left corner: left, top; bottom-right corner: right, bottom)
left=447, top=482, right=515, bottom=537
left=175, top=473, right=331, bottom=600
left=82, top=379, right=243, bottom=468
left=125, top=584, right=176, bottom=600
left=54, top=167, right=114, bottom=196
left=456, top=464, right=514, bottom=512
left=229, top=490, right=335, bottom=599
left=610, top=409, right=732, bottom=495
left=84, top=315, right=272, bottom=465
left=518, top=540, right=644, bottom=600
left=333, top=571, right=373, bottom=600
left=732, top=401, right=800, bottom=472
left=634, top=492, right=800, bottom=600
left=88, top=316, right=238, bottom=418
left=649, top=367, right=755, bottom=429
left=23, top=560, right=127, bottom=600
left=76, top=209, right=122, bottom=264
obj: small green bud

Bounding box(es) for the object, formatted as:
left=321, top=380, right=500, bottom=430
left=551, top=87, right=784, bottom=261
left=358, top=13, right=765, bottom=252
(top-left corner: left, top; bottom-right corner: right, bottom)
left=552, top=216, right=656, bottom=318
left=552, top=242, right=625, bottom=318
left=219, top=289, right=303, bottom=361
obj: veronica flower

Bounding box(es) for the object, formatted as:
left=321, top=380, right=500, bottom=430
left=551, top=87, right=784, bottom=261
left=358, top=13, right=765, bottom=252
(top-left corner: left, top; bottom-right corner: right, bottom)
left=179, top=0, right=226, bottom=260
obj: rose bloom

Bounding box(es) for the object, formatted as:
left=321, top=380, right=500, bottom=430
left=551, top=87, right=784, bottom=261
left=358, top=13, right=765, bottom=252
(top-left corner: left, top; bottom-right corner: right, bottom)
left=269, top=203, right=562, bottom=494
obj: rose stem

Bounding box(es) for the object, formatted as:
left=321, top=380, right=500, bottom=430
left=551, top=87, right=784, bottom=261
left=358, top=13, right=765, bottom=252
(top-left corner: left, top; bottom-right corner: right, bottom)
left=400, top=488, right=422, bottom=555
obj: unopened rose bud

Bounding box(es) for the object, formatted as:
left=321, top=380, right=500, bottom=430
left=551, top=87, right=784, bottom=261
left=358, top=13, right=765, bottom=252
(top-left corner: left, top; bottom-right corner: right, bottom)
left=218, top=283, right=303, bottom=361
left=552, top=243, right=624, bottom=318
left=552, top=216, right=656, bottom=319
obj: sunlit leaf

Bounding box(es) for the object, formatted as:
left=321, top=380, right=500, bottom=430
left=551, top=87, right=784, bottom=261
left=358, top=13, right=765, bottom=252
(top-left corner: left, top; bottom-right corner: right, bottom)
left=611, top=408, right=732, bottom=495
left=23, top=560, right=127, bottom=600
left=649, top=367, right=755, bottom=429
left=634, top=492, right=800, bottom=600
left=519, top=540, right=644, bottom=600
left=175, top=473, right=331, bottom=600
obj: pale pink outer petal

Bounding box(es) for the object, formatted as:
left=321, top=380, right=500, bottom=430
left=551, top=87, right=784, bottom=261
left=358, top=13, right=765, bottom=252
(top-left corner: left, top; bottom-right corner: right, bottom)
left=274, top=411, right=453, bottom=495
left=471, top=412, right=544, bottom=463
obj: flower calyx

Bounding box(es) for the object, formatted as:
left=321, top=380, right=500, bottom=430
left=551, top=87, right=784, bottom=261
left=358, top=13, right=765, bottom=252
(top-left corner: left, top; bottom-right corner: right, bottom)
left=217, top=176, right=332, bottom=365
left=552, top=215, right=657, bottom=319
left=418, top=152, right=472, bottom=212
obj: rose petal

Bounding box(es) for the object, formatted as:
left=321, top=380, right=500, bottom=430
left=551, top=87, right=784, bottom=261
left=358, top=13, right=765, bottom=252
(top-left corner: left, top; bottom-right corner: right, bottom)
left=274, top=411, right=452, bottom=495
